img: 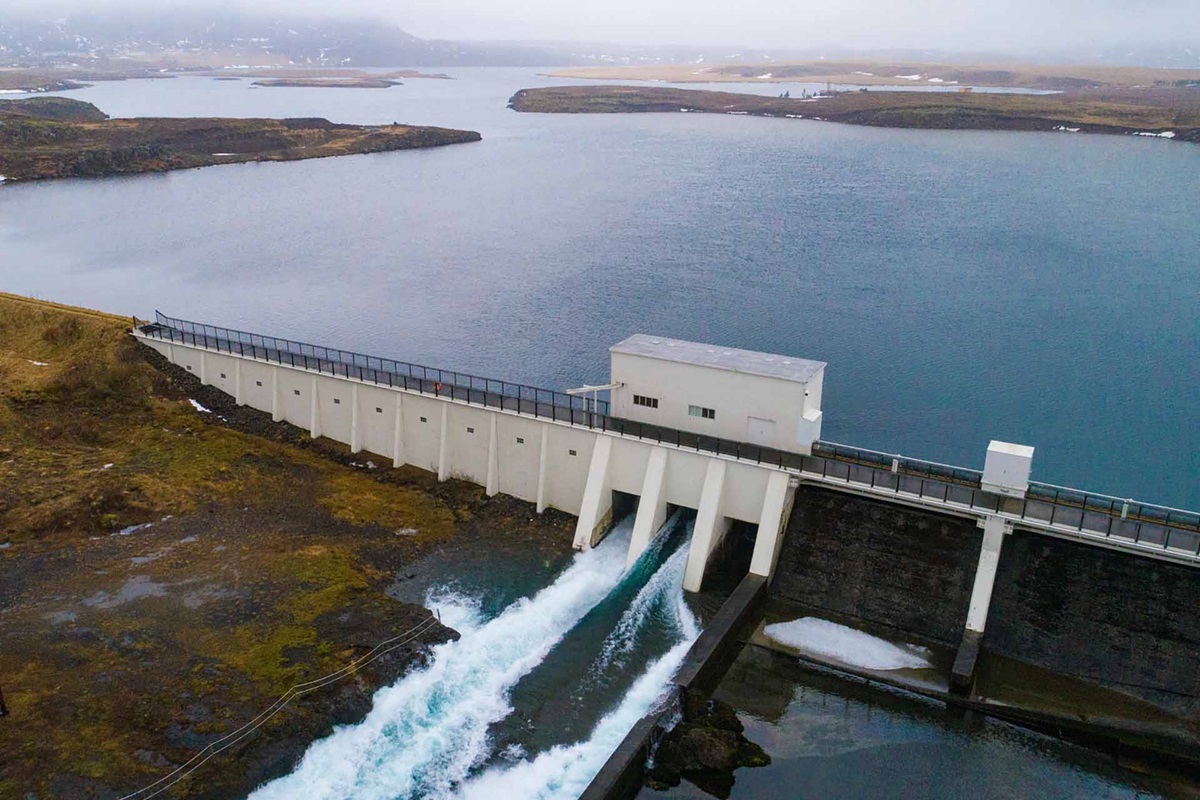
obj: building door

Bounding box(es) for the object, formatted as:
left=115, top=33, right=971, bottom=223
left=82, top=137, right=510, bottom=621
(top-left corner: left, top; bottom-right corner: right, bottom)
left=746, top=416, right=777, bottom=447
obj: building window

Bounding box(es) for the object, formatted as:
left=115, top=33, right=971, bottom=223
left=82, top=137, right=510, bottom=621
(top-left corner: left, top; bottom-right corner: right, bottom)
left=467, top=427, right=475, bottom=434
left=633, top=394, right=659, bottom=409
left=334, top=398, right=341, bottom=405
left=186, top=366, right=192, bottom=371
left=420, top=416, right=428, bottom=423
left=220, top=373, right=226, bottom=379
left=376, top=407, right=383, bottom=414
left=256, top=380, right=263, bottom=387
left=294, top=389, right=301, bottom=396
left=516, top=437, right=525, bottom=444
left=569, top=449, right=577, bottom=456
left=689, top=405, right=716, bottom=420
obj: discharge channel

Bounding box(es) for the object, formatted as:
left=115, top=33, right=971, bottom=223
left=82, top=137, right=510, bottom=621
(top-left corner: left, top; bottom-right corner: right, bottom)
left=248, top=512, right=699, bottom=800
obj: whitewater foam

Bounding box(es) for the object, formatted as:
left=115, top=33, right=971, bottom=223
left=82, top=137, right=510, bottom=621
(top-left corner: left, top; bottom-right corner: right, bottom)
left=249, top=519, right=636, bottom=800
left=454, top=548, right=698, bottom=800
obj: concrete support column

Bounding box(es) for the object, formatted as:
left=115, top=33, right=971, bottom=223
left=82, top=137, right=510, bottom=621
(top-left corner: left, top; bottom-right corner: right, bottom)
left=627, top=448, right=669, bottom=568
left=437, top=404, right=449, bottom=482
left=349, top=384, right=362, bottom=454
left=536, top=426, right=549, bottom=514
left=167, top=343, right=176, bottom=365
left=749, top=471, right=795, bottom=581
left=684, top=458, right=730, bottom=593
left=951, top=515, right=1011, bottom=694
left=199, top=351, right=208, bottom=384
left=486, top=414, right=500, bottom=497
left=309, top=376, right=321, bottom=440
left=271, top=370, right=282, bottom=422
left=234, top=359, right=243, bottom=406
left=573, top=437, right=614, bottom=550
left=392, top=393, right=406, bottom=468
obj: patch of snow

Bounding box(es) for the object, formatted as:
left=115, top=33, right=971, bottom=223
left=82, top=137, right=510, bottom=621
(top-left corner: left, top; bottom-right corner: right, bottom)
left=785, top=114, right=804, bottom=119
left=1135, top=131, right=1176, bottom=139
left=28, top=360, right=49, bottom=366
left=0, top=175, right=7, bottom=183
left=764, top=617, right=932, bottom=671
left=853, top=71, right=875, bottom=76
left=1054, top=125, right=1082, bottom=133
left=927, top=78, right=945, bottom=83
left=116, top=522, right=153, bottom=536
left=0, top=541, right=11, bottom=549
left=188, top=399, right=211, bottom=413
left=727, top=111, right=749, bottom=115
left=102, top=463, right=114, bottom=470
left=160, top=515, right=174, bottom=522
left=393, top=527, right=419, bottom=537
left=756, top=73, right=774, bottom=79
left=895, top=74, right=923, bottom=81
left=211, top=152, right=239, bottom=156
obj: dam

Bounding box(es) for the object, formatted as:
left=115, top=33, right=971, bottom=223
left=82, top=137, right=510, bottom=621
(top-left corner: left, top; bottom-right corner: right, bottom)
left=132, top=312, right=1200, bottom=795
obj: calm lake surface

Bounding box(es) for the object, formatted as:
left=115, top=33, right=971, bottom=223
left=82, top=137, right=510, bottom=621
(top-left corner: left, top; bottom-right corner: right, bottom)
left=2, top=68, right=1197, bottom=507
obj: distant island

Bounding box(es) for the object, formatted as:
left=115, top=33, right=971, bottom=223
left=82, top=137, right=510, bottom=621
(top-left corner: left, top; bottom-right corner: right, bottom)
left=0, top=97, right=481, bottom=182
left=509, top=85, right=1199, bottom=143
left=549, top=60, right=1200, bottom=92
left=251, top=78, right=402, bottom=89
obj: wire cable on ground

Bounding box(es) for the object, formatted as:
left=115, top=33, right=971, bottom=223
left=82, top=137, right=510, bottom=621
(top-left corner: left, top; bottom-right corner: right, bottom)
left=116, top=611, right=443, bottom=800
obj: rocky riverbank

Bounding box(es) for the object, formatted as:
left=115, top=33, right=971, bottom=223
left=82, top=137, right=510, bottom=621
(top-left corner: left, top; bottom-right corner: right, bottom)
left=0, top=294, right=575, bottom=799
left=0, top=97, right=481, bottom=182
left=509, top=85, right=1200, bottom=143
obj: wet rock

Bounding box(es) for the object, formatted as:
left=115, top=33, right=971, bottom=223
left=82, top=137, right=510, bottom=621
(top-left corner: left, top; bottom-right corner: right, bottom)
left=648, top=698, right=770, bottom=797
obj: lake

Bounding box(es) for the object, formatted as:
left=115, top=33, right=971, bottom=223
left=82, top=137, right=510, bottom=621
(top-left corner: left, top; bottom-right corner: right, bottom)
left=2, top=67, right=1196, bottom=506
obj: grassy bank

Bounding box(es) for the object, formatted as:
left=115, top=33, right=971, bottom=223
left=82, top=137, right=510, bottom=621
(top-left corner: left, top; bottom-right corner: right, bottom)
left=509, top=85, right=1200, bottom=143
left=0, top=97, right=481, bottom=182
left=0, top=293, right=574, bottom=798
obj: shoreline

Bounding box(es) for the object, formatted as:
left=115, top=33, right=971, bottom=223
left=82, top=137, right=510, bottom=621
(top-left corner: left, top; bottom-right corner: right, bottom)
left=0, top=97, right=482, bottom=183
left=508, top=85, right=1200, bottom=144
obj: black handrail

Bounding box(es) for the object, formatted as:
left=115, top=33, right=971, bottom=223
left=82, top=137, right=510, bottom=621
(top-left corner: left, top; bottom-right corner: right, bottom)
left=139, top=314, right=1200, bottom=558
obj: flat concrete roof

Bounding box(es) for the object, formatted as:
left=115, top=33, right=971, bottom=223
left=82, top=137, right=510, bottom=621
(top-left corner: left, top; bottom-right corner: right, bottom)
left=610, top=334, right=826, bottom=383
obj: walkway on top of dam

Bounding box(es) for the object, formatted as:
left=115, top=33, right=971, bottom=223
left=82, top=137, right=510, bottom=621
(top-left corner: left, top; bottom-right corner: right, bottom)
left=139, top=312, right=1200, bottom=566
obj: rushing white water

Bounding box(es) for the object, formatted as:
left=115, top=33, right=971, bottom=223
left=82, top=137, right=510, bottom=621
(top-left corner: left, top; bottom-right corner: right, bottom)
left=588, top=520, right=693, bottom=678
left=454, top=536, right=699, bottom=800
left=249, top=520, right=636, bottom=800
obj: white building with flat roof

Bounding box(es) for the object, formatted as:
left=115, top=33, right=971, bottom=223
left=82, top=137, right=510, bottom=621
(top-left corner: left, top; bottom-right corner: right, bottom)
left=609, top=334, right=826, bottom=455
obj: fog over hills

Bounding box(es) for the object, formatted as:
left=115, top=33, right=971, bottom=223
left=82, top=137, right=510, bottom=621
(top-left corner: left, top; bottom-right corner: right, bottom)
left=0, top=4, right=1196, bottom=69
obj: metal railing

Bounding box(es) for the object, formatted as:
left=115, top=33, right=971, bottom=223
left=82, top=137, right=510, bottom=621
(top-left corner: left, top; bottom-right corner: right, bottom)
left=140, top=313, right=1200, bottom=561
left=148, top=312, right=608, bottom=422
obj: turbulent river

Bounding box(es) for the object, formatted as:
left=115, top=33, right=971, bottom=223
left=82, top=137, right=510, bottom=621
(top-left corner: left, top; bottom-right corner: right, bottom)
left=249, top=515, right=696, bottom=799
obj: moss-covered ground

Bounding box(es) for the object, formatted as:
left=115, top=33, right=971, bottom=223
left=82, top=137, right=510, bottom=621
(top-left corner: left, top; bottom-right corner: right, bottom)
left=0, top=293, right=575, bottom=799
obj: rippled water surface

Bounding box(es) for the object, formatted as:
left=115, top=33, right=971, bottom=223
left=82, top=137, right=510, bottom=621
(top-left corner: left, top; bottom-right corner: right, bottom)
left=2, top=67, right=1197, bottom=506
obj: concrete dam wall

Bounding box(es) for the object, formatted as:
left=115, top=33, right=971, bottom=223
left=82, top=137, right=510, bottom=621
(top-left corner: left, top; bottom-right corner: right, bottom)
left=986, top=532, right=1200, bottom=718
left=772, top=487, right=983, bottom=646
left=771, top=487, right=1200, bottom=722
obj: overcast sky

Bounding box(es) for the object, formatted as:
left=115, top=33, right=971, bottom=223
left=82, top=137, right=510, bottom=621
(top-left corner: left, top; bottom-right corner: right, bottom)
left=11, top=0, right=1200, bottom=52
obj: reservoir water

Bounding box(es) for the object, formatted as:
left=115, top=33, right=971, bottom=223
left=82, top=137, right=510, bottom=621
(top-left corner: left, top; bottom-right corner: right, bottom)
left=1, top=68, right=1197, bottom=508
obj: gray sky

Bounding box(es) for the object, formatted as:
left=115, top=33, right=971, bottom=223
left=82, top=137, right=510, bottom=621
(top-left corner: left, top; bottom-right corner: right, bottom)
left=388, top=0, right=1197, bottom=51
left=11, top=0, right=1200, bottom=52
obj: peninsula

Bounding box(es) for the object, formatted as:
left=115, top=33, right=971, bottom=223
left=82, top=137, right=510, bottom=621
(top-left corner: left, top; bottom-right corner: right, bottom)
left=549, top=60, right=1200, bottom=91
left=509, top=85, right=1200, bottom=143
left=0, top=97, right=481, bottom=182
